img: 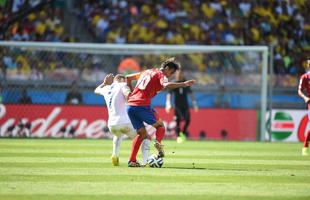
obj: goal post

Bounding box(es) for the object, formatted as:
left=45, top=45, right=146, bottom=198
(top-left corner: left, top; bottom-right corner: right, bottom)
left=0, top=41, right=268, bottom=140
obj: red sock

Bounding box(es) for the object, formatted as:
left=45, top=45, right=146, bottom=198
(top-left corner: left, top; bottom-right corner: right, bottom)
left=155, top=127, right=165, bottom=143
left=129, top=135, right=143, bottom=162
left=304, top=131, right=310, bottom=148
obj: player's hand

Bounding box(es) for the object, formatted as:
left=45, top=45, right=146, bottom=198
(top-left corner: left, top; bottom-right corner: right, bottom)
left=305, top=97, right=310, bottom=104
left=183, top=80, right=196, bottom=87
left=103, top=73, right=114, bottom=85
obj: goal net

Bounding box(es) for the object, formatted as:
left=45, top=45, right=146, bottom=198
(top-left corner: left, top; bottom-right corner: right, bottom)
left=0, top=42, right=268, bottom=140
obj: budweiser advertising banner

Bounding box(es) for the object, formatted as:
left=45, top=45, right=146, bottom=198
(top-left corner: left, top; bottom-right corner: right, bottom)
left=266, top=109, right=308, bottom=142
left=0, top=104, right=257, bottom=140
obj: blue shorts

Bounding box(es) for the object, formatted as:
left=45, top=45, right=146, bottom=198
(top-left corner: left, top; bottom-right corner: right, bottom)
left=127, top=105, right=157, bottom=130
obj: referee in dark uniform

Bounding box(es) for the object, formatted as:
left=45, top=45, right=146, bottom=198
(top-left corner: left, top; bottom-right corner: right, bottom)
left=165, top=69, right=198, bottom=143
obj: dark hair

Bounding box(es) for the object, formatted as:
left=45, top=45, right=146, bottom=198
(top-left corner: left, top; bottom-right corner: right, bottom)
left=160, top=57, right=180, bottom=71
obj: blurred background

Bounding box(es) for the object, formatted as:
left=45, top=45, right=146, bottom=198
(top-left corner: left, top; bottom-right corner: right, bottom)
left=0, top=0, right=309, bottom=141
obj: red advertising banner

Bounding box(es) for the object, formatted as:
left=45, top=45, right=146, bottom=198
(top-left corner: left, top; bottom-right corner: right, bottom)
left=0, top=104, right=257, bottom=140
left=155, top=108, right=257, bottom=140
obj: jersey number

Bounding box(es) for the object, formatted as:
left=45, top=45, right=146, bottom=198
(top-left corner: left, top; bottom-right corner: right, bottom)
left=107, top=89, right=114, bottom=110
left=137, top=74, right=151, bottom=90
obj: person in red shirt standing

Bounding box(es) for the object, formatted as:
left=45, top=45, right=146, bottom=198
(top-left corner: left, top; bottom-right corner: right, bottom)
left=126, top=57, right=196, bottom=167
left=298, top=57, right=310, bottom=156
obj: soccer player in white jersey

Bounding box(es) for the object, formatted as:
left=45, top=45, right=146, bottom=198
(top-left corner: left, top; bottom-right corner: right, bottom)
left=94, top=73, right=150, bottom=166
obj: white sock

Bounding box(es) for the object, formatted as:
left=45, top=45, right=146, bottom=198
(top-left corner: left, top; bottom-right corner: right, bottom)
left=112, top=135, right=122, bottom=157
left=141, top=138, right=150, bottom=165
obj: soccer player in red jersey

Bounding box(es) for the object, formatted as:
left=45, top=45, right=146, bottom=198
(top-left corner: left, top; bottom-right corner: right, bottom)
left=126, top=57, right=196, bottom=167
left=298, top=57, right=310, bottom=156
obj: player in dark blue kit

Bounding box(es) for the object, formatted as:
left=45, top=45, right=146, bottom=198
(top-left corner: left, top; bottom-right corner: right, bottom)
left=166, top=69, right=198, bottom=143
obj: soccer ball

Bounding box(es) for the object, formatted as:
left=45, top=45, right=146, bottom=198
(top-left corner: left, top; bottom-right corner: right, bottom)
left=147, top=154, right=164, bottom=168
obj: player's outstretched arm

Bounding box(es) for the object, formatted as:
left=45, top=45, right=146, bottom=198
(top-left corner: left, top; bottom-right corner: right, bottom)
left=164, top=80, right=196, bottom=90
left=94, top=73, right=114, bottom=95
left=126, top=72, right=141, bottom=91
left=126, top=72, right=141, bottom=80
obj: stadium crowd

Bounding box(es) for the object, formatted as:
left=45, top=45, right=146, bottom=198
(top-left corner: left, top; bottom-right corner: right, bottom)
left=0, top=0, right=309, bottom=88
left=1, top=0, right=71, bottom=42
left=0, top=0, right=80, bottom=82
left=76, top=0, right=309, bottom=87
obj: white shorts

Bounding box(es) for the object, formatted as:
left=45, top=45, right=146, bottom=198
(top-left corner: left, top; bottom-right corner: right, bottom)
left=108, top=123, right=136, bottom=139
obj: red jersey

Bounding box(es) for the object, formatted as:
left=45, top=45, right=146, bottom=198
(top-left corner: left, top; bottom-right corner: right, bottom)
left=299, top=72, right=310, bottom=109
left=128, top=69, right=168, bottom=106
left=299, top=72, right=310, bottom=95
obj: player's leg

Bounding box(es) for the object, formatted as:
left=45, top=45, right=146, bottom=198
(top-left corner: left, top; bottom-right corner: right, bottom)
left=135, top=106, right=165, bottom=158
left=175, top=109, right=181, bottom=136
left=302, top=112, right=310, bottom=156
left=112, top=135, right=122, bottom=157
left=175, top=108, right=186, bottom=143
left=128, top=128, right=147, bottom=167
left=151, top=109, right=165, bottom=157
left=127, top=106, right=147, bottom=167
left=182, top=108, right=191, bottom=137
left=125, top=124, right=150, bottom=166
left=141, top=136, right=151, bottom=166
left=302, top=132, right=310, bottom=156
left=152, top=123, right=165, bottom=158
left=109, top=126, right=123, bottom=166
left=112, top=135, right=122, bottom=166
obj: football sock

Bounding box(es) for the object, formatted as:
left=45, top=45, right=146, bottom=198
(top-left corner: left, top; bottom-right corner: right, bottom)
left=155, top=127, right=165, bottom=143
left=112, top=135, right=122, bottom=157
left=129, top=134, right=143, bottom=162
left=303, top=131, right=310, bottom=148
left=183, top=118, right=190, bottom=136
left=176, top=120, right=181, bottom=136
left=141, top=138, right=150, bottom=165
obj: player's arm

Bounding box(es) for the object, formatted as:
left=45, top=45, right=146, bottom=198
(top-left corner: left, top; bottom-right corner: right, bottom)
left=298, top=88, right=310, bottom=103
left=126, top=72, right=141, bottom=91
left=94, top=73, right=114, bottom=95
left=298, top=77, right=310, bottom=104
left=122, top=85, right=131, bottom=100
left=163, top=80, right=196, bottom=90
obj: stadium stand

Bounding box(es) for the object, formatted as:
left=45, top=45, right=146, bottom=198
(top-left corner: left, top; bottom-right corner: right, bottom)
left=0, top=0, right=309, bottom=109
left=75, top=0, right=309, bottom=79
left=1, top=0, right=309, bottom=85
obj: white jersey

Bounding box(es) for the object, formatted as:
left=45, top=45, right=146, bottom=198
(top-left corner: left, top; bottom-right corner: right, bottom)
left=95, top=82, right=131, bottom=126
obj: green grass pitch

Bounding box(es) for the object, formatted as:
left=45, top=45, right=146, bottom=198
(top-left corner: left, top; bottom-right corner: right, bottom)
left=0, top=139, right=310, bottom=200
